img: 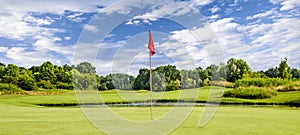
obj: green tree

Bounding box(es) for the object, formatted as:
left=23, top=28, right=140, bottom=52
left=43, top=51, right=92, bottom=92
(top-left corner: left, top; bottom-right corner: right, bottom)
left=75, top=62, right=96, bottom=74
left=196, top=67, right=209, bottom=86
left=264, top=67, right=278, bottom=78
left=2, top=64, right=20, bottom=85
left=226, top=58, right=251, bottom=82
left=17, top=69, right=36, bottom=90
left=166, top=79, right=181, bottom=91
left=291, top=68, right=300, bottom=79
left=0, top=63, right=5, bottom=82
left=110, top=73, right=135, bottom=90
left=181, top=70, right=199, bottom=89
left=62, top=64, right=73, bottom=83
left=104, top=75, right=115, bottom=90
left=30, top=62, right=57, bottom=84
left=249, top=71, right=266, bottom=78
left=152, top=71, right=166, bottom=91
left=278, top=58, right=292, bottom=79
left=218, top=63, right=227, bottom=80
left=154, top=65, right=181, bottom=84
left=72, top=69, right=97, bottom=90
left=133, top=68, right=149, bottom=90
left=206, top=64, right=220, bottom=81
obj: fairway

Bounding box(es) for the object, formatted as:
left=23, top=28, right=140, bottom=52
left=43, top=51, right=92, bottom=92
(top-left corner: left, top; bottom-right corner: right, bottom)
left=1, top=87, right=300, bottom=134
left=0, top=102, right=299, bottom=134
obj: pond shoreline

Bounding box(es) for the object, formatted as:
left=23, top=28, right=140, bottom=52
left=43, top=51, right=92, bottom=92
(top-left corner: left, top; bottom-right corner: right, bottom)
left=36, top=100, right=300, bottom=107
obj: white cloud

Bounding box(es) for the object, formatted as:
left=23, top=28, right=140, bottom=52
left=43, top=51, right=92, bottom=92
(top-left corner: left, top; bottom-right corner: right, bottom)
left=33, top=35, right=74, bottom=55
left=0, top=12, right=38, bottom=40
left=249, top=18, right=300, bottom=46
left=73, top=40, right=126, bottom=68
left=210, top=6, right=221, bottom=13
left=5, top=46, right=70, bottom=67
left=3, top=35, right=75, bottom=67
left=64, top=36, right=72, bottom=40
left=0, top=0, right=125, bottom=68
left=84, top=24, right=100, bottom=33
left=125, top=20, right=141, bottom=25
left=170, top=24, right=216, bottom=45
left=280, top=0, right=300, bottom=11
left=190, top=0, right=213, bottom=6
left=0, top=47, right=8, bottom=52
left=208, top=14, right=220, bottom=20
left=67, top=12, right=87, bottom=22
left=131, top=1, right=193, bottom=24
left=159, top=24, right=224, bottom=68
left=67, top=12, right=83, bottom=18
left=0, top=0, right=120, bottom=40
left=246, top=8, right=277, bottom=20
left=0, top=0, right=118, bottom=14
left=210, top=18, right=244, bottom=48
left=23, top=15, right=54, bottom=26
left=210, top=10, right=300, bottom=70
left=269, top=0, right=282, bottom=4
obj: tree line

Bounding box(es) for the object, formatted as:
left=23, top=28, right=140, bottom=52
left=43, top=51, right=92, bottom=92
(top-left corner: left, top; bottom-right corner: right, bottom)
left=0, top=58, right=299, bottom=91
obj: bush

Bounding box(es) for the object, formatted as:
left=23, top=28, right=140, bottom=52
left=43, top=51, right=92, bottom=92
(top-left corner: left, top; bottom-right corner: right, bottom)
left=234, top=78, right=289, bottom=88
left=17, top=78, right=37, bottom=91
left=55, top=82, right=74, bottom=90
left=37, top=80, right=55, bottom=89
left=235, top=78, right=300, bottom=92
left=0, top=83, right=23, bottom=94
left=166, top=80, right=180, bottom=91
left=224, top=87, right=277, bottom=99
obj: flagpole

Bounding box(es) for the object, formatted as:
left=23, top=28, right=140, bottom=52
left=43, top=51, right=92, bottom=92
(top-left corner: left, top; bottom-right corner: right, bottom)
left=149, top=51, right=153, bottom=120
left=148, top=30, right=154, bottom=120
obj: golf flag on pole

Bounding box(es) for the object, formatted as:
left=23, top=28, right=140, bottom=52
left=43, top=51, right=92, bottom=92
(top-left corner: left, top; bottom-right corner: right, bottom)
left=148, top=30, right=155, bottom=120
left=148, top=31, right=155, bottom=56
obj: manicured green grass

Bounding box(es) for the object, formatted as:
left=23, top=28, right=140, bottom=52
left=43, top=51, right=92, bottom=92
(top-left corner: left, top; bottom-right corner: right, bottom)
left=171, top=106, right=300, bottom=135
left=0, top=102, right=299, bottom=134
left=1, top=86, right=300, bottom=106
left=1, top=87, right=300, bottom=134
left=0, top=103, right=103, bottom=135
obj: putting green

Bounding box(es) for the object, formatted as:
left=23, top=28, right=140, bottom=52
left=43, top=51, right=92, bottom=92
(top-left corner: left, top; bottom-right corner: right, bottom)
left=0, top=102, right=299, bottom=135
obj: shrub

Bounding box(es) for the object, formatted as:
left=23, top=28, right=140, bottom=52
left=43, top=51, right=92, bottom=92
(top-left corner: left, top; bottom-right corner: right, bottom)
left=55, top=82, right=74, bottom=90
left=166, top=80, right=181, bottom=91
left=0, top=83, right=23, bottom=94
left=224, top=87, right=277, bottom=99
left=37, top=80, right=55, bottom=89
left=234, top=78, right=289, bottom=88
left=234, top=78, right=300, bottom=92
left=17, top=78, right=37, bottom=91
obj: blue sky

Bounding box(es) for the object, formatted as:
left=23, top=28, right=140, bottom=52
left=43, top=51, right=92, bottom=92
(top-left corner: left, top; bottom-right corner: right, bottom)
left=0, top=0, right=299, bottom=75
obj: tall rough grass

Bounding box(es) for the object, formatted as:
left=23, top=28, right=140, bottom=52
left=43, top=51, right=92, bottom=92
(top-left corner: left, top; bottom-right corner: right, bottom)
left=223, top=87, right=278, bottom=99
left=234, top=78, right=300, bottom=91
left=211, top=81, right=234, bottom=88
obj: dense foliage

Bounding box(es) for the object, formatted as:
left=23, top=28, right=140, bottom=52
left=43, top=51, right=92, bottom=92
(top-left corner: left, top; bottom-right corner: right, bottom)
left=0, top=83, right=22, bottom=94
left=0, top=58, right=299, bottom=93
left=223, top=87, right=278, bottom=99
left=234, top=78, right=289, bottom=88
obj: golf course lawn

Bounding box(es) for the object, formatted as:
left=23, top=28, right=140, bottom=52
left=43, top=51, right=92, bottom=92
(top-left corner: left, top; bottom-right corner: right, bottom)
left=1, top=87, right=300, bottom=134
left=0, top=102, right=299, bottom=135
left=1, top=86, right=300, bottom=106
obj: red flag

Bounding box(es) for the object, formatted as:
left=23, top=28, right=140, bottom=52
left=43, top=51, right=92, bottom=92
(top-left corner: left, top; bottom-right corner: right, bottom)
left=148, top=31, right=155, bottom=56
